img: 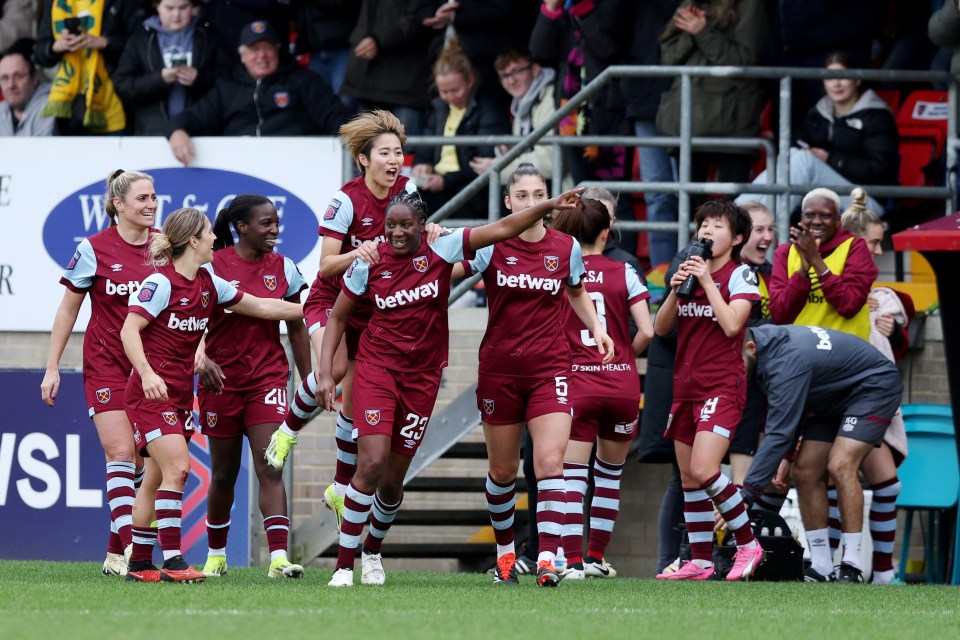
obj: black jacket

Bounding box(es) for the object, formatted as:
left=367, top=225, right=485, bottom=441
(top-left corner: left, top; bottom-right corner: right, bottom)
left=415, top=92, right=509, bottom=193
left=528, top=0, right=632, bottom=136
left=114, top=21, right=227, bottom=136
left=166, top=63, right=350, bottom=137
left=620, top=0, right=681, bottom=121
left=340, top=0, right=434, bottom=109
left=295, top=0, right=360, bottom=52
left=796, top=89, right=899, bottom=185
left=35, top=0, right=143, bottom=73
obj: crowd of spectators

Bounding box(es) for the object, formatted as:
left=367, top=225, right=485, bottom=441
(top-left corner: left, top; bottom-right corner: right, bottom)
left=1, top=0, right=957, bottom=250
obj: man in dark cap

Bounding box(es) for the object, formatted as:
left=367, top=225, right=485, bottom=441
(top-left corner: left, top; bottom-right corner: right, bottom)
left=167, top=21, right=350, bottom=165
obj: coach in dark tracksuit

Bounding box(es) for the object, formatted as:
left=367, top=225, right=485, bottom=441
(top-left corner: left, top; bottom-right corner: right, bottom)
left=166, top=20, right=349, bottom=166
left=740, top=324, right=902, bottom=582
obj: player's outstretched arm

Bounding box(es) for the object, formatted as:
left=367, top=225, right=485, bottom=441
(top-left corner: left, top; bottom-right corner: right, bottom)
left=317, top=292, right=356, bottom=412
left=229, top=294, right=303, bottom=322
left=467, top=188, right=583, bottom=250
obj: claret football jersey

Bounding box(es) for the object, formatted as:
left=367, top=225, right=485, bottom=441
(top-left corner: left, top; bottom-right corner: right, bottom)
left=343, top=228, right=473, bottom=372
left=204, top=248, right=307, bottom=390
left=127, top=263, right=242, bottom=408
left=465, top=227, right=584, bottom=379
left=60, top=226, right=157, bottom=381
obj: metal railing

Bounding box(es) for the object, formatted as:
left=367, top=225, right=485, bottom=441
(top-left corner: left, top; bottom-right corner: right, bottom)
left=369, top=65, right=957, bottom=251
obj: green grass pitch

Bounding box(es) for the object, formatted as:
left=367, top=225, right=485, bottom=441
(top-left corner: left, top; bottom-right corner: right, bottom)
left=2, top=561, right=959, bottom=639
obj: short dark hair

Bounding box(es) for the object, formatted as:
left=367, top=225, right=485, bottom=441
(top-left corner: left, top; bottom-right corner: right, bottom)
left=693, top=200, right=751, bottom=261
left=1, top=38, right=37, bottom=74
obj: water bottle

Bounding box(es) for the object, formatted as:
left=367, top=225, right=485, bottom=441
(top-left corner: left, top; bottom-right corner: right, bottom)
left=773, top=526, right=783, bottom=536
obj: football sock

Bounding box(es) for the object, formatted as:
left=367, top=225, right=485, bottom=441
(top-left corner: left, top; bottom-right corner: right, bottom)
left=588, top=457, right=624, bottom=560
left=536, top=476, right=566, bottom=563
left=337, top=484, right=374, bottom=570
left=263, top=515, right=290, bottom=555
left=702, top=472, right=755, bottom=546
left=869, top=477, right=901, bottom=573
left=155, top=488, right=183, bottom=561
left=333, top=412, right=358, bottom=487
left=106, top=461, right=136, bottom=549
left=363, top=493, right=402, bottom=554
left=485, top=474, right=516, bottom=555
left=683, top=487, right=714, bottom=564
left=206, top=518, right=230, bottom=552
left=827, top=485, right=842, bottom=554
left=806, top=527, right=833, bottom=576
left=560, top=462, right=588, bottom=565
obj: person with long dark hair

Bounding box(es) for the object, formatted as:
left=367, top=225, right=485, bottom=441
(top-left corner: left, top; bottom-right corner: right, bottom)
left=197, top=195, right=310, bottom=579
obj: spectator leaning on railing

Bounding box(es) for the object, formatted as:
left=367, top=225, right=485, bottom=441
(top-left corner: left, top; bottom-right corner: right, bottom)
left=165, top=21, right=349, bottom=166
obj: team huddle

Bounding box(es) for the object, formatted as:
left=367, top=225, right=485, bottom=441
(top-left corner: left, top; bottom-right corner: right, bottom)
left=41, top=110, right=904, bottom=586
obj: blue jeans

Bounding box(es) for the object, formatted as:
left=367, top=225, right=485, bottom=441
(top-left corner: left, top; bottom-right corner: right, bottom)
left=736, top=147, right=885, bottom=215
left=308, top=48, right=356, bottom=110
left=635, top=119, right=679, bottom=267
left=356, top=101, right=425, bottom=138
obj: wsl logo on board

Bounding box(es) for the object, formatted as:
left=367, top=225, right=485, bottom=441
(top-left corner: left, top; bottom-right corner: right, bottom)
left=42, top=168, right=317, bottom=267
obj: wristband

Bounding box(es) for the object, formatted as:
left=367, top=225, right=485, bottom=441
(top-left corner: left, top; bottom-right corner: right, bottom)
left=819, top=267, right=831, bottom=278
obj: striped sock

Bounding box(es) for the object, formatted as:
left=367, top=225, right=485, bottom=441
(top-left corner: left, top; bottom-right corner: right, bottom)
left=827, top=486, right=842, bottom=555
left=333, top=412, right=358, bottom=487
left=535, top=476, right=566, bottom=562
left=336, top=484, right=374, bottom=570
left=870, top=477, right=901, bottom=573
left=285, top=372, right=322, bottom=432
left=587, top=457, right=624, bottom=560
left=364, top=493, right=402, bottom=554
left=485, top=474, right=516, bottom=556
left=560, top=462, right=589, bottom=565
left=107, top=521, right=123, bottom=555
left=130, top=526, right=157, bottom=564
left=134, top=467, right=144, bottom=491
left=155, top=489, right=184, bottom=561
left=702, top=472, right=755, bottom=546
left=683, top=487, right=714, bottom=563
left=263, top=515, right=291, bottom=555
left=106, top=461, right=136, bottom=550
left=206, top=518, right=230, bottom=552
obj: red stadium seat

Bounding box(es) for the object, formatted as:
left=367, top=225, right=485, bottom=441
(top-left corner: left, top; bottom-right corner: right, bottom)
left=896, top=91, right=948, bottom=189
left=875, top=89, right=901, bottom=113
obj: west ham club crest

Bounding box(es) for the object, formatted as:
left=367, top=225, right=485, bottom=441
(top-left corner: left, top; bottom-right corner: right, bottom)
left=365, top=410, right=381, bottom=425
left=413, top=255, right=428, bottom=273
left=96, top=387, right=111, bottom=404
left=162, top=411, right=178, bottom=426
left=263, top=275, right=278, bottom=291
left=544, top=256, right=559, bottom=272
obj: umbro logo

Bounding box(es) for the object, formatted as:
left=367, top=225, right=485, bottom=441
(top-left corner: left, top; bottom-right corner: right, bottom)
left=229, top=280, right=240, bottom=287
left=505, top=256, right=518, bottom=265
left=362, top=217, right=374, bottom=226
left=111, top=263, right=123, bottom=272
left=381, top=271, right=393, bottom=279
left=179, top=297, right=190, bottom=306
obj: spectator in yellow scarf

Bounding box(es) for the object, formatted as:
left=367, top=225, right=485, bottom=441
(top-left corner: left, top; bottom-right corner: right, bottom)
left=34, top=0, right=142, bottom=134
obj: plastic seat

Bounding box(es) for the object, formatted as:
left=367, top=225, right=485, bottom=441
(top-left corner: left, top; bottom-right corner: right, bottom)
left=896, top=404, right=957, bottom=584
left=896, top=91, right=948, bottom=193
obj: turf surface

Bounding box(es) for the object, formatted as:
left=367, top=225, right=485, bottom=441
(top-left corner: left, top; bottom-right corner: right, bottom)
left=2, top=561, right=958, bottom=639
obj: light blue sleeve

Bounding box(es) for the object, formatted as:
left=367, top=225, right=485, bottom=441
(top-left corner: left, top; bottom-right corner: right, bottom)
left=128, top=273, right=171, bottom=318
left=430, top=229, right=466, bottom=264
left=466, top=244, right=493, bottom=275
left=213, top=274, right=240, bottom=304
left=343, top=259, right=370, bottom=296
left=625, top=264, right=648, bottom=299
left=202, top=263, right=215, bottom=277
left=319, top=190, right=355, bottom=236
left=62, top=238, right=97, bottom=289
left=282, top=256, right=307, bottom=298
left=567, top=240, right=585, bottom=286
